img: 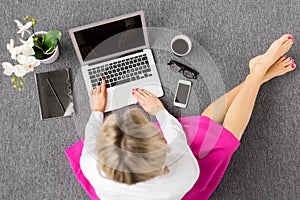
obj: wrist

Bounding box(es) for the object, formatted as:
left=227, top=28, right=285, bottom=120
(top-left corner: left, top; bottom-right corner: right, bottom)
left=155, top=108, right=168, bottom=119
left=92, top=108, right=105, bottom=113
left=152, top=105, right=165, bottom=116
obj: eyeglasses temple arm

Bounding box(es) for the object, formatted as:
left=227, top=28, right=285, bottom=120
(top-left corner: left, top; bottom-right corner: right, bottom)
left=170, top=60, right=199, bottom=74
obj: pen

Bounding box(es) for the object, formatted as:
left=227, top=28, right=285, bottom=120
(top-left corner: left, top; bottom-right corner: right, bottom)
left=46, top=78, right=65, bottom=112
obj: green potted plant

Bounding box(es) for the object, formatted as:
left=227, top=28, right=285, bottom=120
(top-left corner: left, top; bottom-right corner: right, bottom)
left=21, top=16, right=62, bottom=64
left=33, top=30, right=61, bottom=64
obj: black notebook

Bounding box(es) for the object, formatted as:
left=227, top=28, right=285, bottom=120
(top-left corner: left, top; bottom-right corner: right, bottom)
left=35, top=68, right=74, bottom=120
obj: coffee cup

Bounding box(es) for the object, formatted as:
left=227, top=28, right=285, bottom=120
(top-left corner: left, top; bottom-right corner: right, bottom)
left=170, top=35, right=192, bottom=57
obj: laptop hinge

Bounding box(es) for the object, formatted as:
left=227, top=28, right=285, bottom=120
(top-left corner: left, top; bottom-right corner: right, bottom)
left=117, top=49, right=144, bottom=58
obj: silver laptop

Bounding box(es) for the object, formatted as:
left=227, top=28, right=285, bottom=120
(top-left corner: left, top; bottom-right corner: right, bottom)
left=69, top=11, right=163, bottom=112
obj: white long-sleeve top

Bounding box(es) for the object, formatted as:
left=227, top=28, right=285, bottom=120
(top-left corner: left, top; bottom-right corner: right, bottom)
left=80, top=109, right=199, bottom=200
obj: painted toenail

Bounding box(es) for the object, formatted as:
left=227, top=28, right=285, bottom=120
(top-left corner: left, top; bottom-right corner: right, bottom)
left=291, top=64, right=295, bottom=68
left=292, top=59, right=295, bottom=63
left=288, top=35, right=295, bottom=42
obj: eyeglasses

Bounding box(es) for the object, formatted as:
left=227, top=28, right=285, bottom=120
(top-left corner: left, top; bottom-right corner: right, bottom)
left=167, top=60, right=199, bottom=79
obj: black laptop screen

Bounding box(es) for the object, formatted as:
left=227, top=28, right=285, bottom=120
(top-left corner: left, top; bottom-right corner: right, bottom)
left=74, top=15, right=146, bottom=62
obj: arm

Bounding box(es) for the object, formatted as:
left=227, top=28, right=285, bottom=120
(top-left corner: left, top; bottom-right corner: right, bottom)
left=156, top=109, right=190, bottom=165
left=83, top=111, right=104, bottom=155
left=156, top=109, right=187, bottom=144
left=82, top=78, right=107, bottom=156
left=132, top=88, right=186, bottom=144
left=133, top=89, right=190, bottom=164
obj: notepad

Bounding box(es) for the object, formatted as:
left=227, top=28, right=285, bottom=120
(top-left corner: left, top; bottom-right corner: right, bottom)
left=35, top=68, right=74, bottom=120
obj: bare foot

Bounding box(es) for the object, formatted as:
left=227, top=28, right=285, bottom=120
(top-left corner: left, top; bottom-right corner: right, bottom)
left=249, top=34, right=294, bottom=74
left=262, top=55, right=296, bottom=84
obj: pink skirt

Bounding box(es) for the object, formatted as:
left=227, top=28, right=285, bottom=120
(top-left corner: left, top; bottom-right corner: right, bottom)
left=177, top=115, right=240, bottom=200
left=65, top=115, right=240, bottom=200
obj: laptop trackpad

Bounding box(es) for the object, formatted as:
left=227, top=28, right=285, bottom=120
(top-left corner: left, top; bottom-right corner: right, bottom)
left=107, top=87, right=135, bottom=111
left=107, top=83, right=162, bottom=111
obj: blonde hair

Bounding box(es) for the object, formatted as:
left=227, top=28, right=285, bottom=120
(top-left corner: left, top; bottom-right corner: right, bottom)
left=96, top=108, right=169, bottom=185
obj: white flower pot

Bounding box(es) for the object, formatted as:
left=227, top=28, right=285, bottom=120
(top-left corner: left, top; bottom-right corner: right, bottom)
left=34, top=31, right=60, bottom=64
left=38, top=46, right=59, bottom=64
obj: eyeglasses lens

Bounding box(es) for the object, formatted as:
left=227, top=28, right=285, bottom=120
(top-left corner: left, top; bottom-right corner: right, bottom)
left=170, top=64, right=181, bottom=72
left=183, top=70, right=195, bottom=78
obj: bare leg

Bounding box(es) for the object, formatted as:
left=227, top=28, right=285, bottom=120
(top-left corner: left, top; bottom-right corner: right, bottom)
left=202, top=34, right=294, bottom=124
left=201, top=56, right=295, bottom=123
left=223, top=70, right=265, bottom=140
left=223, top=35, right=295, bottom=140
left=201, top=83, right=242, bottom=124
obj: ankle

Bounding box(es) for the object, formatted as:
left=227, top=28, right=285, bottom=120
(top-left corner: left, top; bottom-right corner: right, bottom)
left=251, top=65, right=267, bottom=76
left=247, top=71, right=265, bottom=82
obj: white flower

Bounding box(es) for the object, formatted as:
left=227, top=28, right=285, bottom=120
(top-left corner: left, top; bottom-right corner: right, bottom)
left=20, top=36, right=34, bottom=48
left=14, top=64, right=28, bottom=77
left=2, top=55, right=40, bottom=77
left=2, top=62, right=14, bottom=76
left=16, top=54, right=40, bottom=73
left=14, top=19, right=32, bottom=38
left=19, top=36, right=35, bottom=56
left=6, top=39, right=22, bottom=59
left=2, top=62, right=27, bottom=77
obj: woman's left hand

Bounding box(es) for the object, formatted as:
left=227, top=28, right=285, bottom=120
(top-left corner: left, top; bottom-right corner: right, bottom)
left=132, top=88, right=165, bottom=116
left=89, top=78, right=107, bottom=113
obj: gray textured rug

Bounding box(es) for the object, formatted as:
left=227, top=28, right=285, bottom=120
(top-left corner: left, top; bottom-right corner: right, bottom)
left=1, top=0, right=299, bottom=199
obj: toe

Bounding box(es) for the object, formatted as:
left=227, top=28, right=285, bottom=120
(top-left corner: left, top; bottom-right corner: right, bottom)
left=279, top=55, right=287, bottom=62
left=279, top=34, right=294, bottom=43
left=290, top=63, right=296, bottom=70
left=275, top=55, right=287, bottom=66
left=285, top=63, right=296, bottom=72
left=285, top=57, right=293, bottom=63
left=284, top=40, right=294, bottom=48
left=276, top=56, right=293, bottom=68
left=288, top=34, right=295, bottom=42
left=278, top=63, right=296, bottom=77
left=286, top=57, right=294, bottom=66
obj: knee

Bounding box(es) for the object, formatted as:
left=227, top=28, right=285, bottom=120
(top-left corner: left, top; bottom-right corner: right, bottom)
left=222, top=122, right=243, bottom=141
left=201, top=108, right=212, bottom=118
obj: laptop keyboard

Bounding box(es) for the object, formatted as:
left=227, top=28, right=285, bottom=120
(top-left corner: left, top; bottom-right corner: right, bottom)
left=88, top=54, right=153, bottom=89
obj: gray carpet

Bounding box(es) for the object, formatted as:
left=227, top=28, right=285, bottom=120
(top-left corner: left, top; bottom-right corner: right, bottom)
left=1, top=0, right=299, bottom=199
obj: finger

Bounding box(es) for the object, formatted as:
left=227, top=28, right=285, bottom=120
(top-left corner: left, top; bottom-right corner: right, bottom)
left=101, top=78, right=107, bottom=93
left=92, top=89, right=97, bottom=96
left=140, top=89, right=153, bottom=97
left=133, top=95, right=145, bottom=105
left=132, top=90, right=146, bottom=101
left=97, top=85, right=101, bottom=94
left=134, top=89, right=148, bottom=98
left=137, top=88, right=150, bottom=97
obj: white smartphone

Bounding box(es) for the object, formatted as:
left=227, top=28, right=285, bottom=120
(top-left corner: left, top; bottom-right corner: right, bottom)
left=173, top=79, right=192, bottom=108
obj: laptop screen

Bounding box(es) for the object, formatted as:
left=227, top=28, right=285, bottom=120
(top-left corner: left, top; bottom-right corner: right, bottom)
left=73, top=15, right=146, bottom=63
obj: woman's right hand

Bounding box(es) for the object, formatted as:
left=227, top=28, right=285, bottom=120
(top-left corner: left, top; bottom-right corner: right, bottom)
left=89, top=78, right=107, bottom=113
left=132, top=88, right=165, bottom=116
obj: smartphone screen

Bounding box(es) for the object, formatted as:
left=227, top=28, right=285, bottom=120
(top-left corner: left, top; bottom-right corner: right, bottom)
left=175, top=83, right=190, bottom=104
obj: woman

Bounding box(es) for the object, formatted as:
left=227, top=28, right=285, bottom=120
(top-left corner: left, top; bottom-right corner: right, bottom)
left=80, top=34, right=296, bottom=200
